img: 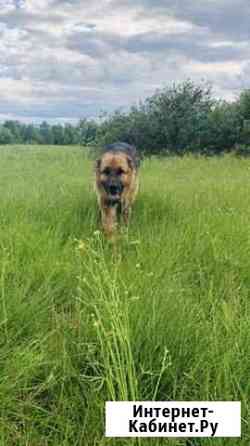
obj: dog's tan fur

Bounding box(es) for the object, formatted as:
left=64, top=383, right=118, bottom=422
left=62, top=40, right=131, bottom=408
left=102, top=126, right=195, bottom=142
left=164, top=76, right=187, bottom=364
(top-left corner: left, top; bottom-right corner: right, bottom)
left=95, top=151, right=139, bottom=236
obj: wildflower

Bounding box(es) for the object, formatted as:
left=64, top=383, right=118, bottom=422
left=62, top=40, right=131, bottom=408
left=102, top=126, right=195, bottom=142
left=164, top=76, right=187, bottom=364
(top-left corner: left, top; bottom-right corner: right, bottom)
left=130, top=296, right=140, bottom=301
left=78, top=240, right=86, bottom=251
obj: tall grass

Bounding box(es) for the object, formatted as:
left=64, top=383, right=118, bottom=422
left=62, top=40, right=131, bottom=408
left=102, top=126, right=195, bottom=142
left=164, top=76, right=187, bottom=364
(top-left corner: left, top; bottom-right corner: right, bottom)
left=0, top=145, right=249, bottom=445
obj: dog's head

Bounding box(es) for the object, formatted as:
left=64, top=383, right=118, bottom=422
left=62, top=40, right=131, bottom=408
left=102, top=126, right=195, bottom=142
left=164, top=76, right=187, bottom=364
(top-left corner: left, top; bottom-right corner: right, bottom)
left=96, top=151, right=135, bottom=203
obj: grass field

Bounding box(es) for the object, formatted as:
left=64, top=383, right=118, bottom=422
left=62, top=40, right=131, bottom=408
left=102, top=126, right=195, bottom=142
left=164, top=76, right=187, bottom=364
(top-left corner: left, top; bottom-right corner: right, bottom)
left=0, top=145, right=249, bottom=446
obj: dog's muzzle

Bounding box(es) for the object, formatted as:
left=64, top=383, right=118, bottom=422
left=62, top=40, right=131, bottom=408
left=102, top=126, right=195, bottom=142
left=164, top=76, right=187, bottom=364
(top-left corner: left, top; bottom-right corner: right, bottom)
left=104, top=181, right=124, bottom=197
left=109, top=184, right=122, bottom=196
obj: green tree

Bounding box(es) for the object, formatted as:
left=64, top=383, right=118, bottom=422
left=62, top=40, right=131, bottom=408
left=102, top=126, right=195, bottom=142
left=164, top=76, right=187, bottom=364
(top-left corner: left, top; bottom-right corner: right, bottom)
left=204, top=101, right=241, bottom=153
left=238, top=90, right=250, bottom=144
left=23, top=124, right=41, bottom=144
left=3, top=120, right=22, bottom=143
left=51, top=125, right=64, bottom=145
left=64, top=123, right=78, bottom=145
left=145, top=80, right=213, bottom=154
left=97, top=80, right=214, bottom=155
left=0, top=126, right=15, bottom=144
left=40, top=121, right=54, bottom=144
left=78, top=119, right=98, bottom=145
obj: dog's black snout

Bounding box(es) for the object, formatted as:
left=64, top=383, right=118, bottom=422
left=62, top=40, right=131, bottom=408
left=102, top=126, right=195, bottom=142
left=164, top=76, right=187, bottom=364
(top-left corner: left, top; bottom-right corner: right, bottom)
left=106, top=178, right=124, bottom=196
left=109, top=185, right=118, bottom=195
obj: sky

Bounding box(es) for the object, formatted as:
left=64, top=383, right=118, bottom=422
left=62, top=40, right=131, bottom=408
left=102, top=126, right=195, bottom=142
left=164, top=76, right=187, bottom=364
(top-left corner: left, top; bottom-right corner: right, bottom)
left=0, top=0, right=249, bottom=123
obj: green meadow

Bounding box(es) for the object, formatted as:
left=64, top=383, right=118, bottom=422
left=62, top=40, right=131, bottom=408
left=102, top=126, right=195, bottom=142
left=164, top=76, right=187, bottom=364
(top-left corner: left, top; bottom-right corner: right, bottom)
left=0, top=145, right=249, bottom=446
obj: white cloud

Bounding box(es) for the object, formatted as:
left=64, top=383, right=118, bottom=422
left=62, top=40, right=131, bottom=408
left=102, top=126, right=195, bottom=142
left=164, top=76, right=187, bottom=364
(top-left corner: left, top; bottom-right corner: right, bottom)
left=0, top=0, right=16, bottom=14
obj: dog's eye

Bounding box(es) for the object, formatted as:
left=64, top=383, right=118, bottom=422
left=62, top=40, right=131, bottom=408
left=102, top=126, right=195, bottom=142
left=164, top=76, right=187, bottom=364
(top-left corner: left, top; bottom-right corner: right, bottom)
left=117, top=168, right=125, bottom=175
left=102, top=167, right=111, bottom=175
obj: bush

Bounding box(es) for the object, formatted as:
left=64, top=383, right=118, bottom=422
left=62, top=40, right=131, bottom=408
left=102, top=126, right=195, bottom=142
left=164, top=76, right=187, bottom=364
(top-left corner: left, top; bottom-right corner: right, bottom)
left=97, top=80, right=214, bottom=156
left=233, top=144, right=250, bottom=157
left=201, top=101, right=241, bottom=153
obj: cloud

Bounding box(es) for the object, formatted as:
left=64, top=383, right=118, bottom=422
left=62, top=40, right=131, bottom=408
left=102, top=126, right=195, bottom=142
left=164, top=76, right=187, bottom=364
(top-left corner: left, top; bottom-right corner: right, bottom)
left=67, top=28, right=248, bottom=63
left=116, top=0, right=250, bottom=41
left=0, top=0, right=249, bottom=122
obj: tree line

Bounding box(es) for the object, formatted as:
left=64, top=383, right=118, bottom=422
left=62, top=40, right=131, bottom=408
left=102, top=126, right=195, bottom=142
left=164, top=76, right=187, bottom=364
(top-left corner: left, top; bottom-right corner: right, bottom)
left=1, top=81, right=250, bottom=155
left=0, top=119, right=98, bottom=146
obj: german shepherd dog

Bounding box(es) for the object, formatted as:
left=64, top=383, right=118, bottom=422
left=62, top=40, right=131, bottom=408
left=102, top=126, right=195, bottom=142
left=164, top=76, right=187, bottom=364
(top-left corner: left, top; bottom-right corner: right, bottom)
left=95, top=142, right=140, bottom=236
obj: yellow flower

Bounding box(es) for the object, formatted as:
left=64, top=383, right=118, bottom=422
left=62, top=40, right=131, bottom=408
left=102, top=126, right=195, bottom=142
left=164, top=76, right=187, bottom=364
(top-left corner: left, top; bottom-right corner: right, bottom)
left=78, top=240, right=85, bottom=251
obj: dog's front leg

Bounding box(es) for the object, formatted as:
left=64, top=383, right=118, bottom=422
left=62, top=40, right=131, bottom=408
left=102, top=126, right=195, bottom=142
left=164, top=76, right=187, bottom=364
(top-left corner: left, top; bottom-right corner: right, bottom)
left=122, top=203, right=131, bottom=226
left=101, top=205, right=117, bottom=237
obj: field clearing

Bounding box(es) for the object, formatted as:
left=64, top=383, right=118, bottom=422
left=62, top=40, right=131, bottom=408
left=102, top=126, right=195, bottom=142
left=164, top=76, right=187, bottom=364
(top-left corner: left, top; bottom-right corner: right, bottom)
left=0, top=145, right=249, bottom=445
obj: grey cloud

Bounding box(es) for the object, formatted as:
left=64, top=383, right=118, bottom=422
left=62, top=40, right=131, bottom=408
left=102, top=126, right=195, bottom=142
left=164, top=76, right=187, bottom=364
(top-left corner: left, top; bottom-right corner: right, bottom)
left=119, top=0, right=250, bottom=41
left=67, top=28, right=250, bottom=63
left=0, top=82, right=138, bottom=121
left=125, top=32, right=250, bottom=63
left=67, top=29, right=121, bottom=57
left=0, top=8, right=64, bottom=29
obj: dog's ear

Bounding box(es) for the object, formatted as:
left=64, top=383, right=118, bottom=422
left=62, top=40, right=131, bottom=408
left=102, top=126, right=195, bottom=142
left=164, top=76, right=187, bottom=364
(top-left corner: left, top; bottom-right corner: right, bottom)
left=126, top=156, right=135, bottom=170
left=95, top=159, right=101, bottom=171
